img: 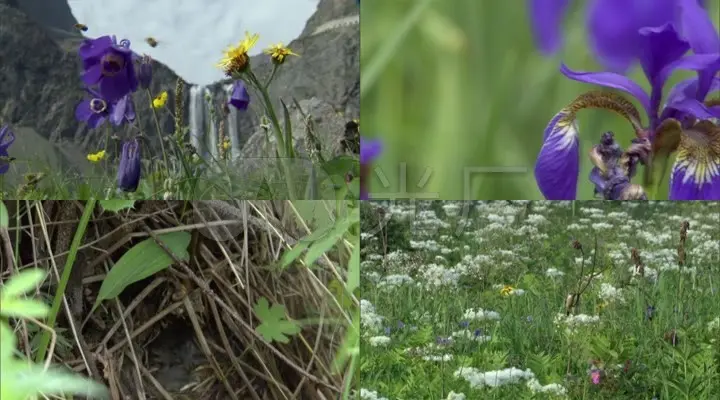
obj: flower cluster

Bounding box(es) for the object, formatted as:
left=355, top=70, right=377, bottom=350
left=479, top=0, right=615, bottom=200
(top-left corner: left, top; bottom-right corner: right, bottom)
left=530, top=0, right=720, bottom=199
left=75, top=35, right=146, bottom=192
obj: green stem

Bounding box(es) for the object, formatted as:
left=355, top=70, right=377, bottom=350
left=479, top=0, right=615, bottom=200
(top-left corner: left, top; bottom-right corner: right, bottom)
left=35, top=199, right=96, bottom=363
left=245, top=70, right=297, bottom=200
left=146, top=90, right=170, bottom=178
left=264, top=64, right=279, bottom=90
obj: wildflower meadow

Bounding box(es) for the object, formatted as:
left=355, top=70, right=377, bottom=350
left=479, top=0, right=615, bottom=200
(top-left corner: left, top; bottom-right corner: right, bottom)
left=1, top=32, right=359, bottom=200
left=360, top=201, right=720, bottom=399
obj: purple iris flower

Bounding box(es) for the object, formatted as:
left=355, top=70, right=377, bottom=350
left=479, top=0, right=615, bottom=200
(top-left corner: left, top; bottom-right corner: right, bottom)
left=0, top=125, right=16, bottom=174
left=228, top=80, right=250, bottom=111
left=75, top=88, right=135, bottom=128
left=79, top=35, right=139, bottom=102
left=532, top=0, right=720, bottom=200
left=117, top=138, right=141, bottom=192
left=529, top=0, right=707, bottom=73
left=360, top=137, right=383, bottom=200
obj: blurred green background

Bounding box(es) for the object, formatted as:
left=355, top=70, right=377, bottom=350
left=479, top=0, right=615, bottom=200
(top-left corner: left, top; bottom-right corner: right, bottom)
left=360, top=0, right=720, bottom=200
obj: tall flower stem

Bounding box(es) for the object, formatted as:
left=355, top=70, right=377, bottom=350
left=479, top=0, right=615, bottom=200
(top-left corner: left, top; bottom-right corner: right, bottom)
left=264, top=64, right=279, bottom=90
left=245, top=69, right=298, bottom=200
left=146, top=90, right=170, bottom=177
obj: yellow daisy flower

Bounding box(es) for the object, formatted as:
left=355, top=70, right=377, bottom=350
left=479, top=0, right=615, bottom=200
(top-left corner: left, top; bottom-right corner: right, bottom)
left=86, top=150, right=106, bottom=163
left=217, top=32, right=260, bottom=76
left=152, top=91, right=168, bottom=109
left=500, top=285, right=514, bottom=296
left=264, top=42, right=299, bottom=65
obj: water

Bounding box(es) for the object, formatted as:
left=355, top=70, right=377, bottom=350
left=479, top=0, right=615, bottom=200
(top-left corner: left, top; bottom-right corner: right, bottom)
left=189, top=85, right=205, bottom=157
left=224, top=83, right=240, bottom=160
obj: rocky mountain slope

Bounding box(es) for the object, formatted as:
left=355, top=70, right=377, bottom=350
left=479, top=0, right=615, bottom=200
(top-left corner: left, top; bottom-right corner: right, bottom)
left=0, top=0, right=358, bottom=175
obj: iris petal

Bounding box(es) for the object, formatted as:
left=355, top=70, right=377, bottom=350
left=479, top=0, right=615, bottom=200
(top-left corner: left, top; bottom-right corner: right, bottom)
left=528, top=0, right=572, bottom=54
left=560, top=64, right=652, bottom=118
left=586, top=0, right=676, bottom=72
left=535, top=91, right=647, bottom=199
left=535, top=111, right=580, bottom=200
left=669, top=121, right=720, bottom=199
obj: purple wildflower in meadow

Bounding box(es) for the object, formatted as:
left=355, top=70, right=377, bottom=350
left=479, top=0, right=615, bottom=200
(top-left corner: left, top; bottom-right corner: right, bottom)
left=116, top=138, right=141, bottom=192
left=530, top=0, right=720, bottom=200
left=75, top=89, right=135, bottom=129
left=79, top=35, right=139, bottom=102
left=360, top=137, right=383, bottom=200
left=0, top=125, right=16, bottom=174
left=228, top=80, right=250, bottom=111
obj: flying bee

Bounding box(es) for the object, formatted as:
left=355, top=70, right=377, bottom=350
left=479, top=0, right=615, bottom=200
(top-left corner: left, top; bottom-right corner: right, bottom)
left=74, top=23, right=88, bottom=32
left=145, top=37, right=159, bottom=47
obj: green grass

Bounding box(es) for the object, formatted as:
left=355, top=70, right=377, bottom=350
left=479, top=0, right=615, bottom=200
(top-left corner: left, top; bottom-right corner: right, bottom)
left=360, top=0, right=720, bottom=199
left=360, top=201, right=720, bottom=399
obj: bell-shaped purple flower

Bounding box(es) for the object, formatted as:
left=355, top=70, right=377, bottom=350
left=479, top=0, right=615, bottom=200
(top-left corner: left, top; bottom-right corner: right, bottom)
left=0, top=125, right=16, bottom=174
left=137, top=55, right=153, bottom=90
left=75, top=89, right=135, bottom=128
left=228, top=80, right=250, bottom=110
left=117, top=138, right=141, bottom=192
left=360, top=137, right=383, bottom=200
left=79, top=35, right=138, bottom=102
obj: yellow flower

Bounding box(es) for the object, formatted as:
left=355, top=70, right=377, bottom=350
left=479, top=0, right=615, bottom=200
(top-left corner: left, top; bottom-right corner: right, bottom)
left=222, top=138, right=231, bottom=151
left=596, top=301, right=607, bottom=312
left=86, top=150, right=106, bottom=163
left=152, top=91, right=168, bottom=109
left=217, top=32, right=260, bottom=76
left=500, top=285, right=514, bottom=296
left=263, top=42, right=298, bottom=65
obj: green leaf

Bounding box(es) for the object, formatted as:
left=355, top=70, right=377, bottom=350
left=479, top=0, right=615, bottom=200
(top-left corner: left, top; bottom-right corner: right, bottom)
left=1, top=322, right=17, bottom=360
left=322, top=156, right=360, bottom=199
left=0, top=201, right=8, bottom=228
left=99, top=200, right=136, bottom=213
left=304, top=231, right=343, bottom=267
left=292, top=200, right=335, bottom=232
left=3, top=361, right=110, bottom=400
left=280, top=99, right=294, bottom=158
left=0, top=299, right=50, bottom=319
left=92, top=232, right=191, bottom=312
left=347, top=243, right=360, bottom=294
left=254, top=297, right=301, bottom=344
left=280, top=241, right=310, bottom=269
left=0, top=269, right=46, bottom=300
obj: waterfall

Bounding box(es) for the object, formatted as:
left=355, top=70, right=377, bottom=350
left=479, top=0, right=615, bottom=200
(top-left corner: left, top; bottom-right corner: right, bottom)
left=204, top=87, right=219, bottom=159
left=224, top=83, right=240, bottom=160
left=188, top=85, right=205, bottom=157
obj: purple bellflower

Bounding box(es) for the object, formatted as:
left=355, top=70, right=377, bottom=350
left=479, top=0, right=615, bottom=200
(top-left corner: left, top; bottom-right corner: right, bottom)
left=531, top=0, right=720, bottom=200
left=117, top=138, right=141, bottom=192
left=0, top=125, right=16, bottom=174
left=360, top=137, right=383, bottom=200
left=137, top=55, right=153, bottom=90
left=75, top=88, right=136, bottom=128
left=228, top=80, right=250, bottom=111
left=79, top=35, right=139, bottom=102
